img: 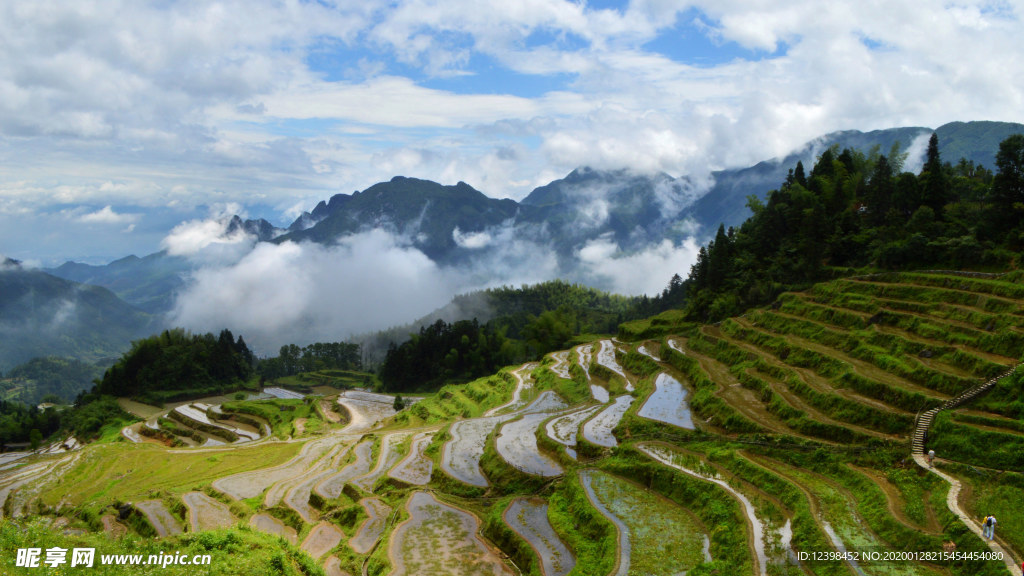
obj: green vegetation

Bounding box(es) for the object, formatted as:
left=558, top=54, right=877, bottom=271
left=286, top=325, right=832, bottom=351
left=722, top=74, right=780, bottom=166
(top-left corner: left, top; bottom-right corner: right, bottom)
left=0, top=395, right=135, bottom=448
left=220, top=398, right=319, bottom=439
left=97, top=328, right=255, bottom=404
left=0, top=356, right=104, bottom=405
left=682, top=133, right=1024, bottom=323
left=0, top=520, right=324, bottom=575
left=256, top=341, right=362, bottom=381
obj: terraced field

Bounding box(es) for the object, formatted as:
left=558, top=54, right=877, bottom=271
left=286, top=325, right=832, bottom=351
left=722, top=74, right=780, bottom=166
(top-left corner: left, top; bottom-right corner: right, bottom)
left=3, top=272, right=1024, bottom=576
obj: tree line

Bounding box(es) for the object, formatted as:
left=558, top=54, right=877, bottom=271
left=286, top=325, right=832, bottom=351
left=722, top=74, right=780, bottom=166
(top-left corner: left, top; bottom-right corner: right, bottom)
left=96, top=328, right=254, bottom=404
left=682, top=133, right=1024, bottom=322
left=256, top=341, right=362, bottom=380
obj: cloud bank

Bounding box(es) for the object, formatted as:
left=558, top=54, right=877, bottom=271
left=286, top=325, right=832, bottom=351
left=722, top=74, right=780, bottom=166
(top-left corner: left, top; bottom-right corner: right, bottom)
left=2, top=1, right=1022, bottom=265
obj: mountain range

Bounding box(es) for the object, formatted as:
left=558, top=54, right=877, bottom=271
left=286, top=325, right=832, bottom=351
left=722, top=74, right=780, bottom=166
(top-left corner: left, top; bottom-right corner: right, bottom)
left=1, top=120, right=1017, bottom=369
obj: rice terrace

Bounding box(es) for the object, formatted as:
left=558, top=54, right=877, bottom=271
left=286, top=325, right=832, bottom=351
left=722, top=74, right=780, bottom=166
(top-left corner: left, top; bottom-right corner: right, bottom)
left=2, top=270, right=1024, bottom=575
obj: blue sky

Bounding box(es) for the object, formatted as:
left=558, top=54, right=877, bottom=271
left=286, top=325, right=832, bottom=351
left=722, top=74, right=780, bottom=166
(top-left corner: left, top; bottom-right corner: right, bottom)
left=1, top=0, right=1022, bottom=265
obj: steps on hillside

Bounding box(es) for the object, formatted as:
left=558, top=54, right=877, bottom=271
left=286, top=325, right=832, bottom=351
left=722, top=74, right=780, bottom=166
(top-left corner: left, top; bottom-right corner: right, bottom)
left=912, top=365, right=1020, bottom=454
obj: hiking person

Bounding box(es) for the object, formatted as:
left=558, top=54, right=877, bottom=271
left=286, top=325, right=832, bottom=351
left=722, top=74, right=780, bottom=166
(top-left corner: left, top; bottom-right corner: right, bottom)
left=982, top=515, right=997, bottom=540
left=927, top=449, right=935, bottom=467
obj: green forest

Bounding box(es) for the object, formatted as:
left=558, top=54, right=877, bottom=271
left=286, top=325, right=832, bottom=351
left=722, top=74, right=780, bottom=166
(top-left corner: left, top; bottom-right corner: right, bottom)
left=683, top=133, right=1024, bottom=321
left=96, top=328, right=255, bottom=404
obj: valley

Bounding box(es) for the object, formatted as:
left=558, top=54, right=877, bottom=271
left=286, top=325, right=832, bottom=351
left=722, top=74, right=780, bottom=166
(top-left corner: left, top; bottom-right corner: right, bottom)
left=2, top=271, right=1023, bottom=575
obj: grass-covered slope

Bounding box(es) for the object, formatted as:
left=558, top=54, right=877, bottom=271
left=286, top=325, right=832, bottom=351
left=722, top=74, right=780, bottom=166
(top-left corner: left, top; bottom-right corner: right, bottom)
left=3, top=271, right=1024, bottom=576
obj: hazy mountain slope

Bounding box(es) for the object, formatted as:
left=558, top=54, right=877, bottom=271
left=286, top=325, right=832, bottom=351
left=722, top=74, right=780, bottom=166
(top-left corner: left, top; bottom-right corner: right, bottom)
left=0, top=264, right=156, bottom=370
left=275, top=177, right=521, bottom=261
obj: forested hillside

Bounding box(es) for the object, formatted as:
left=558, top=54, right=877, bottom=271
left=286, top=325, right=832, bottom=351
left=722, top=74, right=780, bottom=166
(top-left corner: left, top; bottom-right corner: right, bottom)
left=96, top=329, right=255, bottom=404
left=683, top=133, right=1024, bottom=321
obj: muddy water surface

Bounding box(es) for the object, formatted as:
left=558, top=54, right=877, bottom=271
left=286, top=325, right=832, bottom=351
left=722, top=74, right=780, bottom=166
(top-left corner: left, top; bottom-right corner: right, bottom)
left=135, top=500, right=183, bottom=537
left=389, top=431, right=434, bottom=485
left=597, top=340, right=633, bottom=391
left=389, top=491, right=512, bottom=576
left=315, top=438, right=374, bottom=499
left=213, top=434, right=338, bottom=500
left=352, top=432, right=407, bottom=491
left=183, top=491, right=236, bottom=532
left=503, top=498, right=574, bottom=576
left=497, top=413, right=564, bottom=477
left=301, top=521, right=345, bottom=559
left=349, top=497, right=392, bottom=553
left=249, top=513, right=298, bottom=544
left=442, top=391, right=567, bottom=487
left=581, top=395, right=633, bottom=447
left=637, top=373, right=694, bottom=429
left=545, top=405, right=601, bottom=460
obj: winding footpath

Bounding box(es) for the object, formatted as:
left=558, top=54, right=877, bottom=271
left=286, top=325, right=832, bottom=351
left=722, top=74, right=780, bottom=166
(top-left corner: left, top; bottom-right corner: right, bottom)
left=913, top=364, right=1023, bottom=576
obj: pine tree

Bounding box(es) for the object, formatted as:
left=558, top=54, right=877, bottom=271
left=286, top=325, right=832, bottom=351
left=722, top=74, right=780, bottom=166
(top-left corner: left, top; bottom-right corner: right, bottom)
left=921, top=133, right=948, bottom=216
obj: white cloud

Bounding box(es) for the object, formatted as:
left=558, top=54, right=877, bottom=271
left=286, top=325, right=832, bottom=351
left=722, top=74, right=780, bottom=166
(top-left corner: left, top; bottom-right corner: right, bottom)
left=577, top=236, right=701, bottom=296
left=160, top=215, right=254, bottom=262
left=452, top=227, right=493, bottom=249
left=78, top=205, right=139, bottom=225
left=1, top=0, right=1023, bottom=264
left=169, top=231, right=458, bottom=352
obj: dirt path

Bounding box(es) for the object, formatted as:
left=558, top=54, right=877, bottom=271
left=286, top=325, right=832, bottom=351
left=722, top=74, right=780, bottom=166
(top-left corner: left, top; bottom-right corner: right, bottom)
left=913, top=454, right=1022, bottom=576
left=319, top=399, right=343, bottom=423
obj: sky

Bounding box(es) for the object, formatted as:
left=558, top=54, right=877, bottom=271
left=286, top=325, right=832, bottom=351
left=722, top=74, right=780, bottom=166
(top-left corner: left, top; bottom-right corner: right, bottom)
left=1, top=0, right=1023, bottom=267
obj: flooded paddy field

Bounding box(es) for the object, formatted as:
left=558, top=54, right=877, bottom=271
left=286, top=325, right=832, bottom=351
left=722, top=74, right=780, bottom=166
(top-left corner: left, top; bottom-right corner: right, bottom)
left=315, top=438, right=374, bottom=499
left=545, top=405, right=601, bottom=460
left=442, top=391, right=567, bottom=486
left=484, top=363, right=537, bottom=416
left=301, top=521, right=345, bottom=559
left=597, top=340, right=633, bottom=391
left=352, top=432, right=407, bottom=492
left=581, top=395, right=633, bottom=447
left=349, top=497, right=392, bottom=553
left=212, top=435, right=341, bottom=500
left=581, top=469, right=708, bottom=576
left=337, top=391, right=397, bottom=433
left=549, top=351, right=571, bottom=379
left=637, top=373, right=695, bottom=429
left=496, top=413, right=564, bottom=477
left=135, top=499, right=183, bottom=537
left=502, top=497, right=574, bottom=576
left=183, top=491, right=237, bottom=531
left=388, top=491, right=512, bottom=576
left=389, top=431, right=434, bottom=485
left=640, top=444, right=769, bottom=576
left=249, top=513, right=297, bottom=544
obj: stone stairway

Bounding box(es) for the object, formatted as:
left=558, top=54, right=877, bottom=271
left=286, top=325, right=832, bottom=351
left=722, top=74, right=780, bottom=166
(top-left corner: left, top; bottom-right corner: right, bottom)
left=913, top=366, right=1020, bottom=454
